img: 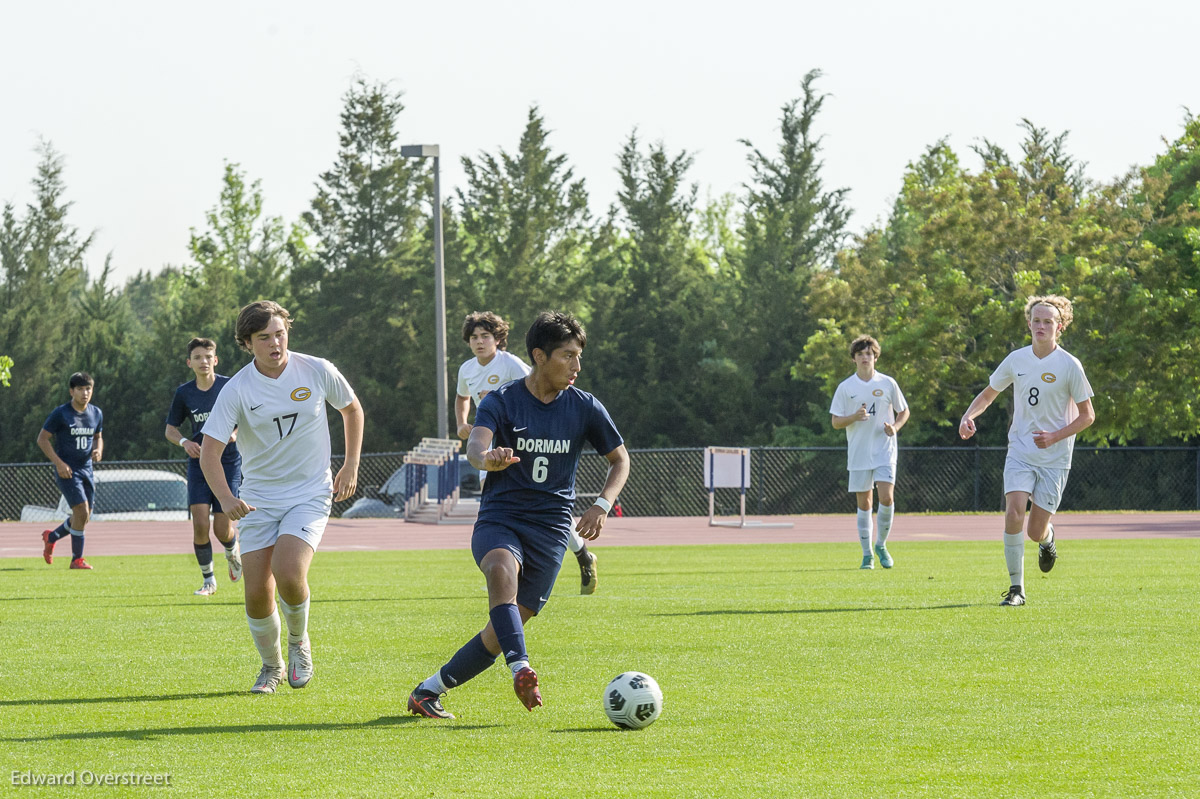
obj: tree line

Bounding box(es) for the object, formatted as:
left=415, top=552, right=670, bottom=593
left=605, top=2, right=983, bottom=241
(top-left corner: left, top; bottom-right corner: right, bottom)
left=2, top=72, right=1198, bottom=464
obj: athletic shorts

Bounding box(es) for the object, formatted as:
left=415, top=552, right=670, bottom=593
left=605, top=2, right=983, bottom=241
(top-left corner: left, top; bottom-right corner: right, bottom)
left=237, top=495, right=332, bottom=555
left=848, top=463, right=896, bottom=493
left=186, top=458, right=241, bottom=512
left=471, top=516, right=569, bottom=614
left=1003, top=455, right=1070, bottom=513
left=55, top=470, right=95, bottom=510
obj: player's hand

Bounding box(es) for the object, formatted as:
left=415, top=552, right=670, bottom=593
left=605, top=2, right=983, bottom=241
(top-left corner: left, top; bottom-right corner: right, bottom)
left=853, top=404, right=869, bottom=422
left=884, top=422, right=897, bottom=436
left=222, top=497, right=255, bottom=522
left=1033, top=430, right=1057, bottom=449
left=182, top=440, right=202, bottom=459
left=92, top=449, right=102, bottom=463
left=959, top=417, right=976, bottom=440
left=457, top=423, right=473, bottom=441
left=55, top=461, right=73, bottom=479
left=575, top=505, right=608, bottom=540
left=482, top=447, right=520, bottom=471
left=332, top=463, right=359, bottom=501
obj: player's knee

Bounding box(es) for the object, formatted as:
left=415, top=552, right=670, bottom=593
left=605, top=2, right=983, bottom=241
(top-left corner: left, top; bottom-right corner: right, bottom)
left=1004, top=508, right=1024, bottom=531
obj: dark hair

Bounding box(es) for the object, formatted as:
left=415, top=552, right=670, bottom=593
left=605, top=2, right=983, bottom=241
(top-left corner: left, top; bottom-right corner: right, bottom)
left=849, top=335, right=880, bottom=359
left=187, top=337, right=217, bottom=357
left=235, top=301, right=292, bottom=351
left=526, top=311, right=586, bottom=362
left=461, top=311, right=511, bottom=350
left=69, top=371, right=94, bottom=389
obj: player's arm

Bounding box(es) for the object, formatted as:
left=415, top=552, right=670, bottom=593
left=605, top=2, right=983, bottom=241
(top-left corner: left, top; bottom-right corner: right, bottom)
left=166, top=424, right=201, bottom=458
left=1033, top=398, right=1096, bottom=449
left=885, top=407, right=911, bottom=437
left=959, top=386, right=1001, bottom=440
left=455, top=394, right=472, bottom=440
left=91, top=431, right=103, bottom=463
left=332, top=398, right=364, bottom=501
left=37, top=429, right=71, bottom=479
left=575, top=444, right=631, bottom=541
left=201, top=434, right=254, bottom=520
left=467, top=425, right=520, bottom=471
left=832, top=405, right=870, bottom=430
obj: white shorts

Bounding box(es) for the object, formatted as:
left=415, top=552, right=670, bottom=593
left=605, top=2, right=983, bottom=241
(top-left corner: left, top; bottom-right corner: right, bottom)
left=237, top=495, right=333, bottom=555
left=1003, top=456, right=1070, bottom=513
left=848, top=464, right=896, bottom=493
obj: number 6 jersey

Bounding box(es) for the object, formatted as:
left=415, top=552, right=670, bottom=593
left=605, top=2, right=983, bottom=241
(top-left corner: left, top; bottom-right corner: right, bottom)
left=203, top=352, right=356, bottom=506
left=989, top=345, right=1093, bottom=468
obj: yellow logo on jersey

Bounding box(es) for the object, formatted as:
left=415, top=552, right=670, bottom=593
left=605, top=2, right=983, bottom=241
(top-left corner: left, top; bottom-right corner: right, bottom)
left=487, top=375, right=500, bottom=385
left=872, top=389, right=884, bottom=397
left=1041, top=373, right=1057, bottom=384
left=291, top=387, right=312, bottom=401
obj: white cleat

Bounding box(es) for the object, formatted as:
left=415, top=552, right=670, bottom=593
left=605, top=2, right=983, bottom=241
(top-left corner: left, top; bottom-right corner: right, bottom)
left=288, top=637, right=313, bottom=689
left=194, top=579, right=217, bottom=596
left=251, top=664, right=283, bottom=694
left=226, top=540, right=242, bottom=582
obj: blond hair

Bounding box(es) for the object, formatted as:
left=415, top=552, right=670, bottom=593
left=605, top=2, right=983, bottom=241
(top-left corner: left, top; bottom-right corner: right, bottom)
left=1024, top=295, right=1074, bottom=331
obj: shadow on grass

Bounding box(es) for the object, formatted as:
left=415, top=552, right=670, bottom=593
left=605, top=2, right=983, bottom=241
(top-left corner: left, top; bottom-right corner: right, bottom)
left=5, top=715, right=503, bottom=742
left=551, top=727, right=624, bottom=733
left=653, top=603, right=975, bottom=617
left=0, top=690, right=247, bottom=707
left=97, top=596, right=476, bottom=609
left=0, top=567, right=29, bottom=572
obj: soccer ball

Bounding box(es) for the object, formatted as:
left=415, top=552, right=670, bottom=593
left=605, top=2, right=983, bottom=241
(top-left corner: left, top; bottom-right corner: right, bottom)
left=603, top=671, right=663, bottom=729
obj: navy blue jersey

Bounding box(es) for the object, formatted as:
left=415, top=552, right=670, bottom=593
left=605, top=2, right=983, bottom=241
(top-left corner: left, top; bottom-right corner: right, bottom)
left=166, top=376, right=239, bottom=463
left=42, top=403, right=103, bottom=472
left=474, top=379, right=623, bottom=520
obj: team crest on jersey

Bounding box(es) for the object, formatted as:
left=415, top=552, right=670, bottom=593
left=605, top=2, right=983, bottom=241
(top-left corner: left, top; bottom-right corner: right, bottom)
left=487, top=375, right=500, bottom=385
left=872, top=389, right=884, bottom=397
left=1041, top=373, right=1057, bottom=384
left=291, top=387, right=312, bottom=401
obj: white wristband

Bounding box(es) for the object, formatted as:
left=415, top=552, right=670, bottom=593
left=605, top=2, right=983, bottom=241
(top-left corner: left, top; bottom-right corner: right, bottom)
left=179, top=438, right=189, bottom=448
left=592, top=496, right=613, bottom=514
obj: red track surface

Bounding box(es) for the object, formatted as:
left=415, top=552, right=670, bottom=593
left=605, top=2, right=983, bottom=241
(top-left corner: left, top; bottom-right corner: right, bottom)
left=3, top=512, right=1197, bottom=558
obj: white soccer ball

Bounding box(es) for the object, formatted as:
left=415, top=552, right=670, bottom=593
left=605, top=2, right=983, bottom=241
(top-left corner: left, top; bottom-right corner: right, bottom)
left=603, top=671, right=663, bottom=729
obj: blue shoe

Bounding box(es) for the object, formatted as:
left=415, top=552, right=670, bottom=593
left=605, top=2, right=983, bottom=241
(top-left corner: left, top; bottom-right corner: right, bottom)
left=874, top=543, right=893, bottom=569
left=859, top=555, right=874, bottom=570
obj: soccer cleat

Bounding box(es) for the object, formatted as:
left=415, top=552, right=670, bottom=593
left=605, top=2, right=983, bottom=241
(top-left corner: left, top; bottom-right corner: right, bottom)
left=874, top=543, right=894, bottom=569
left=999, top=585, right=1026, bottom=606
left=194, top=579, right=217, bottom=596
left=251, top=664, right=284, bottom=694
left=408, top=688, right=455, bottom=719
left=288, top=637, right=313, bottom=688
left=580, top=551, right=598, bottom=595
left=226, top=540, right=243, bottom=582
left=1038, top=526, right=1057, bottom=573
left=42, top=530, right=56, bottom=564
left=860, top=555, right=874, bottom=570
left=513, top=666, right=543, bottom=711
left=69, top=557, right=93, bottom=570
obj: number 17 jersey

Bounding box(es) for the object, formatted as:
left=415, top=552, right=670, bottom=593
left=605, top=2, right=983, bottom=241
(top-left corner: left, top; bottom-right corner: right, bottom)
left=989, top=345, right=1093, bottom=468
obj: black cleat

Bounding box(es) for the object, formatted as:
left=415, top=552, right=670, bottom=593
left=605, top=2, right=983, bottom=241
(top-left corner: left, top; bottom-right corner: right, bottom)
left=580, top=551, right=598, bottom=595
left=1038, top=526, right=1057, bottom=573
left=999, top=585, right=1026, bottom=606
left=408, top=688, right=455, bottom=719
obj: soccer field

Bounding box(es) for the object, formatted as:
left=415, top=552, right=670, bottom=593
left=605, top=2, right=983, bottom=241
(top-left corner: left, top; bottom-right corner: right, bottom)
left=4, top=540, right=1198, bottom=798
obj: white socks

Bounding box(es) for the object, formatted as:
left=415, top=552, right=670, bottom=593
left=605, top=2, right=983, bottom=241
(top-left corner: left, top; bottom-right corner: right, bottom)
left=419, top=672, right=449, bottom=695
left=877, top=503, right=894, bottom=544
left=856, top=509, right=873, bottom=556
left=278, top=596, right=310, bottom=645
left=247, top=611, right=284, bottom=668
left=1004, top=532, right=1024, bottom=589
left=567, top=525, right=584, bottom=554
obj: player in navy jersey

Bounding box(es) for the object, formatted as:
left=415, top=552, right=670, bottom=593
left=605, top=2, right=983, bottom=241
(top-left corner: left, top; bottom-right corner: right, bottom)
left=408, top=311, right=630, bottom=719
left=37, top=372, right=103, bottom=570
left=165, top=337, right=243, bottom=596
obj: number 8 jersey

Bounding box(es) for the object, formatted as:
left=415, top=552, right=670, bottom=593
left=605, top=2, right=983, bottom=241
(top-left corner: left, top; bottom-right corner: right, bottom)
left=204, top=352, right=357, bottom=506
left=989, top=345, right=1093, bottom=468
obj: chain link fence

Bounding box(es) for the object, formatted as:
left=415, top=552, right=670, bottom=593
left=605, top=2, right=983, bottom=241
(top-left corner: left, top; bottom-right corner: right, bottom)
left=3, top=447, right=1197, bottom=521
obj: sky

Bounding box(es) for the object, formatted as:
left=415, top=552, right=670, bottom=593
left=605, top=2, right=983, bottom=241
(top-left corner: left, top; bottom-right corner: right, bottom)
left=2, top=0, right=1198, bottom=285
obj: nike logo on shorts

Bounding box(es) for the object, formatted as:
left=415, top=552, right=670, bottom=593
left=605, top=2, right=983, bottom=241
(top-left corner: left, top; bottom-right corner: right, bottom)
left=250, top=404, right=264, bottom=411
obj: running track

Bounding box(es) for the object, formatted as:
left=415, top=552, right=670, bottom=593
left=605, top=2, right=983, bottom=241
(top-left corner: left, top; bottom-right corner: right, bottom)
left=2, top=512, right=1198, bottom=558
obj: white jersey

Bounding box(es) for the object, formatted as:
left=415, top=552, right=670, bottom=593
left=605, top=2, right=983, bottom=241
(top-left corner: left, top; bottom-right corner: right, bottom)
left=457, top=350, right=530, bottom=406
left=830, top=371, right=909, bottom=471
left=203, top=351, right=356, bottom=506
left=989, top=345, right=1093, bottom=469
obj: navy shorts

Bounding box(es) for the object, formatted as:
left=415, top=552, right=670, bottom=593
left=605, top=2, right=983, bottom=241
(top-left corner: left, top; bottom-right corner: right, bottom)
left=471, top=515, right=569, bottom=614
left=56, top=470, right=95, bottom=510
left=186, top=458, right=241, bottom=513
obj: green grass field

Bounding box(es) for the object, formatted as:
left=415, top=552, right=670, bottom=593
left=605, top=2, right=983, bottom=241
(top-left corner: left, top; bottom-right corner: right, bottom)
left=3, top=539, right=1199, bottom=798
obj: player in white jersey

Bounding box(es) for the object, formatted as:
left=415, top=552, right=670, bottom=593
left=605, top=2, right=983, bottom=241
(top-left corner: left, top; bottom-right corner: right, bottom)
left=830, top=335, right=910, bottom=570
left=200, top=301, right=364, bottom=693
left=959, top=296, right=1095, bottom=607
left=456, top=311, right=600, bottom=594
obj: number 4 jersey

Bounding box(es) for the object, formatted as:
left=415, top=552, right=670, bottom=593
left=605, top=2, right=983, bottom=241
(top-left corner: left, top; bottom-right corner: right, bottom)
left=989, top=345, right=1093, bottom=469
left=203, top=352, right=356, bottom=506
left=474, top=378, right=623, bottom=525
left=830, top=372, right=908, bottom=472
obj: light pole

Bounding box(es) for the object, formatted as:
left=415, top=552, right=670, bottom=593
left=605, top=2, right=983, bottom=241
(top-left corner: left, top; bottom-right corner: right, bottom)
left=401, top=144, right=448, bottom=439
